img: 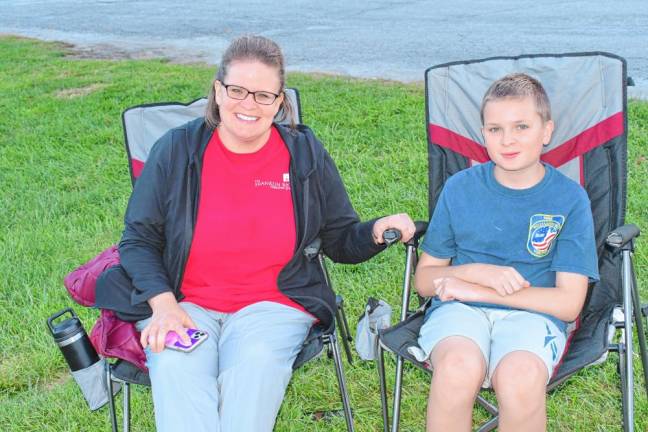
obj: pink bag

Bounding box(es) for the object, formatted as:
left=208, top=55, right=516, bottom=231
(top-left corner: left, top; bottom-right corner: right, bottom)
left=64, top=245, right=120, bottom=306
left=64, top=245, right=148, bottom=372
left=90, top=309, right=147, bottom=371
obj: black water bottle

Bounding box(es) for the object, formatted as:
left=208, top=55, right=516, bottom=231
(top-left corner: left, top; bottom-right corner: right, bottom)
left=47, top=308, right=99, bottom=371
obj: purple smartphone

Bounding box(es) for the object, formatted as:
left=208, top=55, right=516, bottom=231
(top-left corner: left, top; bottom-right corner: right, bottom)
left=164, top=328, right=209, bottom=352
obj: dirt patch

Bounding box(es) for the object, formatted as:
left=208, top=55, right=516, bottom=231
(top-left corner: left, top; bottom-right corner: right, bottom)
left=63, top=42, right=211, bottom=66
left=65, top=43, right=154, bottom=61
left=43, top=371, right=71, bottom=391
left=55, top=83, right=107, bottom=99
left=0, top=34, right=209, bottom=65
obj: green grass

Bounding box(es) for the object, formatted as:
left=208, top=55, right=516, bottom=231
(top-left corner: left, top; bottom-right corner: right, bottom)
left=0, top=35, right=646, bottom=431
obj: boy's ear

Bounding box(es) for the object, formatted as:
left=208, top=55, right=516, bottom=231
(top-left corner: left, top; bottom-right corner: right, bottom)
left=542, top=120, right=555, bottom=146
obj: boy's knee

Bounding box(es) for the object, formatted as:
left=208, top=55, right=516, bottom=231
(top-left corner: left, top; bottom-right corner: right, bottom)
left=432, top=340, right=486, bottom=388
left=492, top=351, right=547, bottom=404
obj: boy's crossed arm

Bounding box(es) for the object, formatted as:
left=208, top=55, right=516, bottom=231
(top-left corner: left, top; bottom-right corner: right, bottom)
left=415, top=253, right=588, bottom=322
left=415, top=254, right=530, bottom=297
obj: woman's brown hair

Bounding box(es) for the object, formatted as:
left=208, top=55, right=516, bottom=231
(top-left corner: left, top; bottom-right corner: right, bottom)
left=205, top=35, right=296, bottom=129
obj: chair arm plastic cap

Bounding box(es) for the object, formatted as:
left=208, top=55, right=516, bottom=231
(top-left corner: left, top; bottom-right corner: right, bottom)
left=606, top=224, right=640, bottom=248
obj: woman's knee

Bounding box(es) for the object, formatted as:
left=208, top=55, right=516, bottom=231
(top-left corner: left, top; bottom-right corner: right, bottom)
left=234, top=339, right=294, bottom=371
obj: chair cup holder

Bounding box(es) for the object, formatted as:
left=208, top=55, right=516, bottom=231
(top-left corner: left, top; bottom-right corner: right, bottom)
left=71, top=358, right=121, bottom=411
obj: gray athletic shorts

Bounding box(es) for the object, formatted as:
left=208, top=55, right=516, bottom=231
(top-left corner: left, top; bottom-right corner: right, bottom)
left=409, top=302, right=567, bottom=388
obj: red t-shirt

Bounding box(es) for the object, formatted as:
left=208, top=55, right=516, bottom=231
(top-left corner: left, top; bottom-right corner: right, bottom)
left=180, top=126, right=304, bottom=313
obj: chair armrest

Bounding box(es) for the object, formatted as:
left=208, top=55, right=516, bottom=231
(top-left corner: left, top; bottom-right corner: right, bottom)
left=382, top=220, right=429, bottom=248
left=606, top=224, right=641, bottom=249
left=406, top=221, right=429, bottom=248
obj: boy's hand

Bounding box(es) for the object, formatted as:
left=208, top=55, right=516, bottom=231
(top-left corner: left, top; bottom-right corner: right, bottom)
left=433, top=277, right=480, bottom=302
left=473, top=264, right=530, bottom=296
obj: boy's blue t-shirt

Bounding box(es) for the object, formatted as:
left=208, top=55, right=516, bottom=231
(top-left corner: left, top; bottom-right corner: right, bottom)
left=421, top=162, right=599, bottom=330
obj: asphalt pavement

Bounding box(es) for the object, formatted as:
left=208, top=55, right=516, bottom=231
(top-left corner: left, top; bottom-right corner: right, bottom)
left=1, top=0, right=647, bottom=98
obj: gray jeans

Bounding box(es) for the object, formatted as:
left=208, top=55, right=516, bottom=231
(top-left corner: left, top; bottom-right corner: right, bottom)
left=137, top=301, right=315, bottom=432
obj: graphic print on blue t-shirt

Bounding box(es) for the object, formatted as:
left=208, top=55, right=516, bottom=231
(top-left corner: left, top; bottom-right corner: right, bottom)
left=527, top=214, right=565, bottom=258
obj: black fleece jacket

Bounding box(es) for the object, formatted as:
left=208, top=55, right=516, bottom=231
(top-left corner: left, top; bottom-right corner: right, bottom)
left=96, top=118, right=384, bottom=328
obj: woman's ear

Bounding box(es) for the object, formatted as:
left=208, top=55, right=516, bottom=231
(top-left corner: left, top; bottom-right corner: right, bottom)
left=214, top=81, right=223, bottom=105
left=275, top=91, right=285, bottom=112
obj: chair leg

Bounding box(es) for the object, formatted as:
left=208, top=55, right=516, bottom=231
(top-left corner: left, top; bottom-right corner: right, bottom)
left=122, top=382, right=130, bottom=432
left=476, top=415, right=500, bottom=432
left=476, top=394, right=499, bottom=432
left=622, top=249, right=635, bottom=432
left=328, top=333, right=355, bottom=432
left=619, top=341, right=631, bottom=432
left=621, top=334, right=635, bottom=432
left=376, top=341, right=390, bottom=432
left=336, top=295, right=354, bottom=365
left=630, top=267, right=648, bottom=395
left=105, top=362, right=119, bottom=432
left=391, top=355, right=404, bottom=432
left=476, top=394, right=499, bottom=416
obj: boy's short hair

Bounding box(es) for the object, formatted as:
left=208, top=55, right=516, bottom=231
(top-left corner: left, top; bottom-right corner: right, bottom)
left=480, top=73, right=552, bottom=124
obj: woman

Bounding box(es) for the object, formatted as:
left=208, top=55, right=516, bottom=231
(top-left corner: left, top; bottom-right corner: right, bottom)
left=96, top=35, right=414, bottom=432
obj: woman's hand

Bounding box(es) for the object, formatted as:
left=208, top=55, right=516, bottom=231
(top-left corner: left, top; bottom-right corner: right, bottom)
left=372, top=213, right=416, bottom=244
left=140, top=292, right=197, bottom=353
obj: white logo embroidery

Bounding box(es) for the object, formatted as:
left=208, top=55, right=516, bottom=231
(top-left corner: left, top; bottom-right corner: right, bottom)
left=254, top=173, right=291, bottom=191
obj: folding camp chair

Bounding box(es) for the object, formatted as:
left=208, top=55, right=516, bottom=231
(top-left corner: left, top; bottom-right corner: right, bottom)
left=102, top=90, right=357, bottom=432
left=376, top=53, right=647, bottom=431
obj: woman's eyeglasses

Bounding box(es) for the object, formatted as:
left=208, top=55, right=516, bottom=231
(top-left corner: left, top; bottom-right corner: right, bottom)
left=222, top=83, right=280, bottom=105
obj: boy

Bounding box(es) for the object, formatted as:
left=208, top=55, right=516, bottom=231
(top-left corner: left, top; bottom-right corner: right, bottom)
left=411, top=73, right=599, bottom=432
